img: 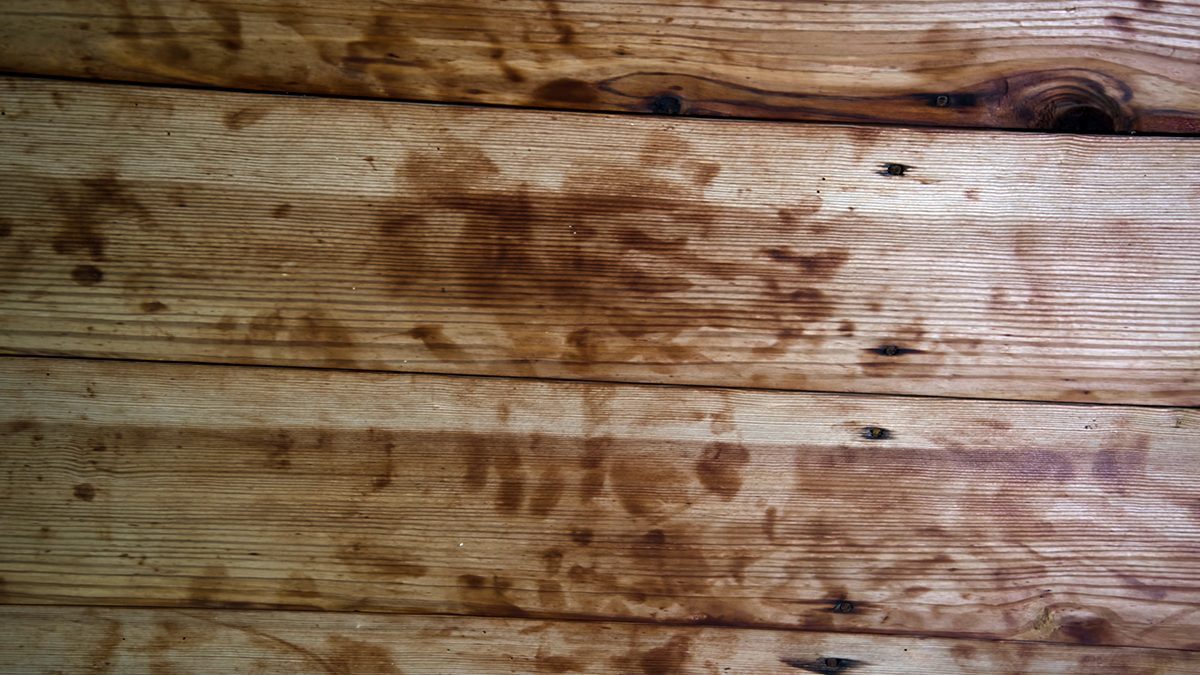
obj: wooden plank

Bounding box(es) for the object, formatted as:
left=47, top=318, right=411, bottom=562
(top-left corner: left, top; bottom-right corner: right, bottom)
left=0, top=1, right=1199, bottom=133
left=2, top=79, right=1198, bottom=404
left=1, top=358, right=1197, bottom=649
left=2, top=606, right=1198, bottom=674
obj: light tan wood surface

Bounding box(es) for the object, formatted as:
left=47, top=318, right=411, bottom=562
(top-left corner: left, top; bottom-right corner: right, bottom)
left=0, top=1, right=1198, bottom=132
left=2, top=78, right=1197, bottom=404
left=1, top=357, right=1196, bottom=649
left=2, top=606, right=1199, bottom=674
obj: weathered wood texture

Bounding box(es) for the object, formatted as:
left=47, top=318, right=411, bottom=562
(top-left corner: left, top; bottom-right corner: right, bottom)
left=1, top=1, right=1199, bottom=133
left=2, top=79, right=1199, bottom=404
left=2, top=607, right=1198, bottom=674
left=1, top=358, right=1197, bottom=649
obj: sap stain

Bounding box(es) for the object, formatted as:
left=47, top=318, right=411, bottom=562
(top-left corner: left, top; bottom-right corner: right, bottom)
left=609, top=457, right=689, bottom=518
left=535, top=649, right=584, bottom=673
left=782, top=656, right=865, bottom=673
left=533, top=78, right=598, bottom=104
left=89, top=618, right=122, bottom=674
left=185, top=564, right=259, bottom=608
left=763, top=506, right=778, bottom=542
left=693, top=162, right=720, bottom=187
left=580, top=437, right=609, bottom=501
left=336, top=15, right=428, bottom=73
left=537, top=579, right=566, bottom=608
left=1058, top=615, right=1115, bottom=646
left=280, top=571, right=321, bottom=601
left=541, top=0, right=577, bottom=45
left=762, top=247, right=849, bottom=279
left=694, top=441, right=750, bottom=499
left=7, top=420, right=35, bottom=433
left=457, top=573, right=530, bottom=617
left=461, top=434, right=527, bottom=513
left=140, top=300, right=168, bottom=313
left=244, top=309, right=359, bottom=368
left=542, top=548, right=565, bottom=574
left=204, top=4, right=244, bottom=51
left=378, top=135, right=855, bottom=370
left=1015, top=450, right=1076, bottom=483
left=0, top=219, right=11, bottom=237
left=530, top=465, right=565, bottom=516
left=569, top=527, right=594, bottom=546
left=52, top=171, right=152, bottom=262
left=612, top=635, right=692, bottom=675
left=226, top=105, right=270, bottom=130
left=488, top=42, right=527, bottom=83
left=72, top=264, right=105, bottom=286
left=73, top=483, right=96, bottom=501
left=266, top=430, right=294, bottom=469
left=326, top=634, right=404, bottom=674
left=1104, top=14, right=1132, bottom=31
left=409, top=324, right=468, bottom=360
left=372, top=438, right=395, bottom=490
left=338, top=540, right=427, bottom=578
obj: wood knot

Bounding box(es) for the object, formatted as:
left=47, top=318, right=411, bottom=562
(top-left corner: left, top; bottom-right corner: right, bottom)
left=861, top=426, right=891, bottom=440
left=1004, top=70, right=1133, bottom=133
left=831, top=599, right=855, bottom=613
left=649, top=94, right=682, bottom=115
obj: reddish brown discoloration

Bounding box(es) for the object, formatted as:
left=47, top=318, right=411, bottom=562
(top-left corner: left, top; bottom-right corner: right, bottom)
left=223, top=106, right=267, bottom=130
left=52, top=171, right=151, bottom=262
left=326, top=634, right=405, bottom=674
left=376, top=134, right=850, bottom=373
left=73, top=483, right=96, bottom=501
left=694, top=442, right=751, bottom=499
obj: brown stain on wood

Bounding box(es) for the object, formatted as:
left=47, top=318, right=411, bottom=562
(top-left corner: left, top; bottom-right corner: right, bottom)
left=87, top=615, right=122, bottom=674
left=72, top=264, right=105, bottom=286
left=337, top=540, right=428, bottom=579
left=457, top=573, right=531, bottom=617
left=409, top=324, right=468, bottom=360
left=533, top=78, right=598, bottom=104
left=763, top=506, right=778, bottom=542
left=325, top=634, right=405, bottom=674
left=243, top=309, right=359, bottom=368
left=52, top=171, right=152, bottom=263
left=223, top=106, right=268, bottom=130
left=611, top=635, right=692, bottom=675
left=694, top=442, right=750, bottom=500
left=73, top=482, right=97, bottom=501
left=541, top=0, right=577, bottom=46
left=535, top=647, right=585, bottom=672
left=140, top=300, right=168, bottom=313
left=377, top=133, right=850, bottom=372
